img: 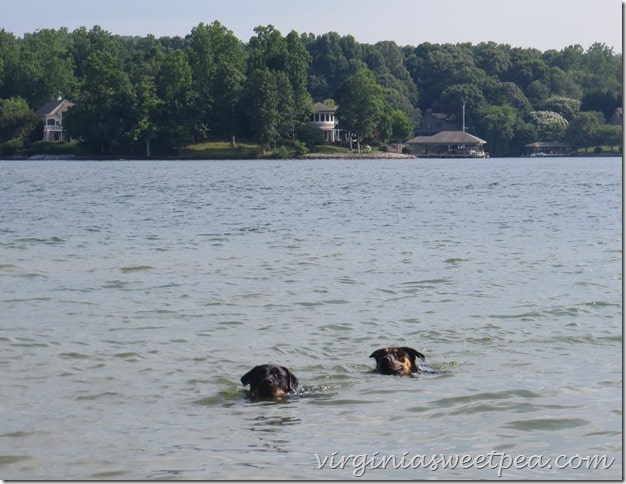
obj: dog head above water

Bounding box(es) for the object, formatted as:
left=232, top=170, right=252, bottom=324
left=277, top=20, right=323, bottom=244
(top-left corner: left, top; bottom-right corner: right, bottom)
left=240, top=364, right=299, bottom=398
left=369, top=347, right=425, bottom=376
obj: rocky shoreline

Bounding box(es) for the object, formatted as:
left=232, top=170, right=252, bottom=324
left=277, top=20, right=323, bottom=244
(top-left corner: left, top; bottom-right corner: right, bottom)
left=301, top=151, right=416, bottom=159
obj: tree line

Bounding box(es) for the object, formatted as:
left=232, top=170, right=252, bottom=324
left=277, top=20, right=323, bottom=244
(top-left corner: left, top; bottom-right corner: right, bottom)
left=0, top=22, right=622, bottom=157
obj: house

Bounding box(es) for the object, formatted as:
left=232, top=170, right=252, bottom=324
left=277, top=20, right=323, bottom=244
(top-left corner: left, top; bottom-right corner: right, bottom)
left=609, top=107, right=622, bottom=126
left=415, top=109, right=459, bottom=135
left=407, top=130, right=487, bottom=158
left=36, top=98, right=73, bottom=141
left=308, top=101, right=342, bottom=142
left=525, top=141, right=570, bottom=156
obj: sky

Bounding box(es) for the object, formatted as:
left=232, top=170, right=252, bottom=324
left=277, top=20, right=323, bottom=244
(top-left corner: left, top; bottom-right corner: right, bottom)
left=4, top=0, right=623, bottom=52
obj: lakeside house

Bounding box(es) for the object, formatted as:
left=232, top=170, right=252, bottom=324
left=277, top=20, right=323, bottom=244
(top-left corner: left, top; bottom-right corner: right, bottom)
left=609, top=107, right=622, bottom=125
left=308, top=101, right=342, bottom=142
left=36, top=98, right=73, bottom=141
left=406, top=130, right=487, bottom=158
left=415, top=109, right=459, bottom=135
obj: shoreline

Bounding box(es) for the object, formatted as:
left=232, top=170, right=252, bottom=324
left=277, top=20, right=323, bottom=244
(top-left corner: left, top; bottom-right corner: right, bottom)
left=3, top=151, right=419, bottom=161
left=1, top=152, right=620, bottom=161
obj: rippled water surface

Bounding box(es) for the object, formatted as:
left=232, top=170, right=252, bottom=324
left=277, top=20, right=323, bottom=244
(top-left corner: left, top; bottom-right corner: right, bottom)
left=0, top=157, right=621, bottom=479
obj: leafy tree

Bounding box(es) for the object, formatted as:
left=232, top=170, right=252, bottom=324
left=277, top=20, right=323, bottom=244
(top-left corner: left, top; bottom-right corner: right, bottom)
left=474, top=42, right=511, bottom=77
left=335, top=68, right=385, bottom=152
left=131, top=74, right=161, bottom=156
left=306, top=32, right=364, bottom=100
left=69, top=26, right=123, bottom=79
left=156, top=49, right=195, bottom=152
left=126, top=38, right=164, bottom=155
left=65, top=49, right=133, bottom=153
left=476, top=104, right=518, bottom=156
left=547, top=66, right=582, bottom=99
left=528, top=110, right=568, bottom=141
left=440, top=84, right=485, bottom=117
left=0, top=29, right=20, bottom=99
left=200, top=21, right=246, bottom=144
left=505, top=47, right=549, bottom=91
left=186, top=23, right=218, bottom=138
left=246, top=26, right=312, bottom=145
left=595, top=124, right=622, bottom=151
left=247, top=25, right=288, bottom=72
left=285, top=30, right=313, bottom=129
left=13, top=28, right=77, bottom=108
left=0, top=96, right=37, bottom=142
left=379, top=108, right=413, bottom=142
left=487, top=81, right=532, bottom=112
left=410, top=42, right=475, bottom=110
left=542, top=96, right=581, bottom=120
left=566, top=111, right=603, bottom=151
left=581, top=89, right=621, bottom=121
left=245, top=68, right=279, bottom=152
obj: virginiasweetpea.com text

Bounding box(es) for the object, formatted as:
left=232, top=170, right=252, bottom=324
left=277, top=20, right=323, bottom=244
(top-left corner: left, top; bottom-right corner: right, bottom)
left=314, top=451, right=616, bottom=477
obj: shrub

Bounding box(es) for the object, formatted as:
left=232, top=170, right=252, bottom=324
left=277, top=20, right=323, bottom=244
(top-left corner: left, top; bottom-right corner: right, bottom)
left=1, top=137, right=24, bottom=155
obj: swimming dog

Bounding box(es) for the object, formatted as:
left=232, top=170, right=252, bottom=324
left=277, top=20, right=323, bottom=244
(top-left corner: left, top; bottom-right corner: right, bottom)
left=369, top=347, right=425, bottom=376
left=240, top=364, right=299, bottom=398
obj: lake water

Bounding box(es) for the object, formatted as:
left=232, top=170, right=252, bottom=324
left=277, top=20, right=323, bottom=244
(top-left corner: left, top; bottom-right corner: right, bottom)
left=0, top=157, right=621, bottom=480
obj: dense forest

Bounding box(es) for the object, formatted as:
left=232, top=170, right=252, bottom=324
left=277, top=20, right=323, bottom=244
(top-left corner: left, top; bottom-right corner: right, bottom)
left=0, top=21, right=622, bottom=157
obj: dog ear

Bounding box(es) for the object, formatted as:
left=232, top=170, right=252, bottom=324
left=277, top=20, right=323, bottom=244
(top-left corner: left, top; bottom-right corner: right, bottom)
left=241, top=366, right=263, bottom=386
left=402, top=347, right=425, bottom=361
left=285, top=368, right=299, bottom=393
left=369, top=348, right=389, bottom=360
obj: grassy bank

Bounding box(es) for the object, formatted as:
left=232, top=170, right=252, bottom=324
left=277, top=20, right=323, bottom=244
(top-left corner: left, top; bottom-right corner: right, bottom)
left=178, top=140, right=356, bottom=159
left=178, top=140, right=262, bottom=159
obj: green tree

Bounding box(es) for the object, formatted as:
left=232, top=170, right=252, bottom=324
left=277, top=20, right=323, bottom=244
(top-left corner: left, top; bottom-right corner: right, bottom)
left=13, top=28, right=78, bottom=108
left=487, top=81, right=532, bottom=112
left=566, top=111, right=603, bottom=151
left=378, top=108, right=413, bottom=142
left=245, top=68, right=279, bottom=153
left=440, top=84, right=485, bottom=117
left=581, top=89, right=621, bottom=121
left=410, top=42, right=474, bottom=111
left=476, top=104, right=518, bottom=156
left=201, top=21, right=246, bottom=144
left=473, top=42, right=511, bottom=77
left=285, top=30, right=313, bottom=131
left=528, top=110, right=568, bottom=141
left=542, top=96, right=581, bottom=120
left=131, top=74, right=161, bottom=156
left=0, top=96, right=38, bottom=143
left=306, top=32, right=364, bottom=100
left=65, top=50, right=133, bottom=153
left=335, top=68, right=385, bottom=152
left=127, top=38, right=164, bottom=156
left=505, top=48, right=549, bottom=92
left=595, top=124, right=622, bottom=151
left=547, top=66, right=582, bottom=99
left=0, top=29, right=20, bottom=99
left=246, top=26, right=312, bottom=144
left=156, top=50, right=195, bottom=152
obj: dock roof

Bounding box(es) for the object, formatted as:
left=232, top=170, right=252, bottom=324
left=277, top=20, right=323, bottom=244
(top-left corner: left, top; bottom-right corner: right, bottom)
left=408, top=131, right=486, bottom=145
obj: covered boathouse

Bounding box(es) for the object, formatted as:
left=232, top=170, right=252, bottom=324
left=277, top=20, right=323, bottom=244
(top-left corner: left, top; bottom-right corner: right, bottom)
left=406, top=130, right=488, bottom=158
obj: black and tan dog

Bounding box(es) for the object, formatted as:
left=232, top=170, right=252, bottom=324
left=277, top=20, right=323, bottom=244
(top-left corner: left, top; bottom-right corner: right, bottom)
left=241, top=364, right=299, bottom=398
left=370, top=347, right=426, bottom=376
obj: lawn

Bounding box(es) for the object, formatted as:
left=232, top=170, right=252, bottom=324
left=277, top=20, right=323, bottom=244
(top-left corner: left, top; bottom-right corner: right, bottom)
left=179, top=140, right=262, bottom=159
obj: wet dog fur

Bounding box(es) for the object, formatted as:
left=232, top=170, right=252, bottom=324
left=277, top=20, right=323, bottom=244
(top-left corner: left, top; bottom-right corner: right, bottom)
left=240, top=364, right=299, bottom=398
left=369, top=347, right=425, bottom=376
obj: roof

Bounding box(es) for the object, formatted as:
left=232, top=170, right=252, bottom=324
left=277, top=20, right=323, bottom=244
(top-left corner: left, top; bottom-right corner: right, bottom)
left=407, top=130, right=486, bottom=145
left=36, top=99, right=73, bottom=116
left=525, top=141, right=569, bottom=148
left=312, top=101, right=337, bottom=113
